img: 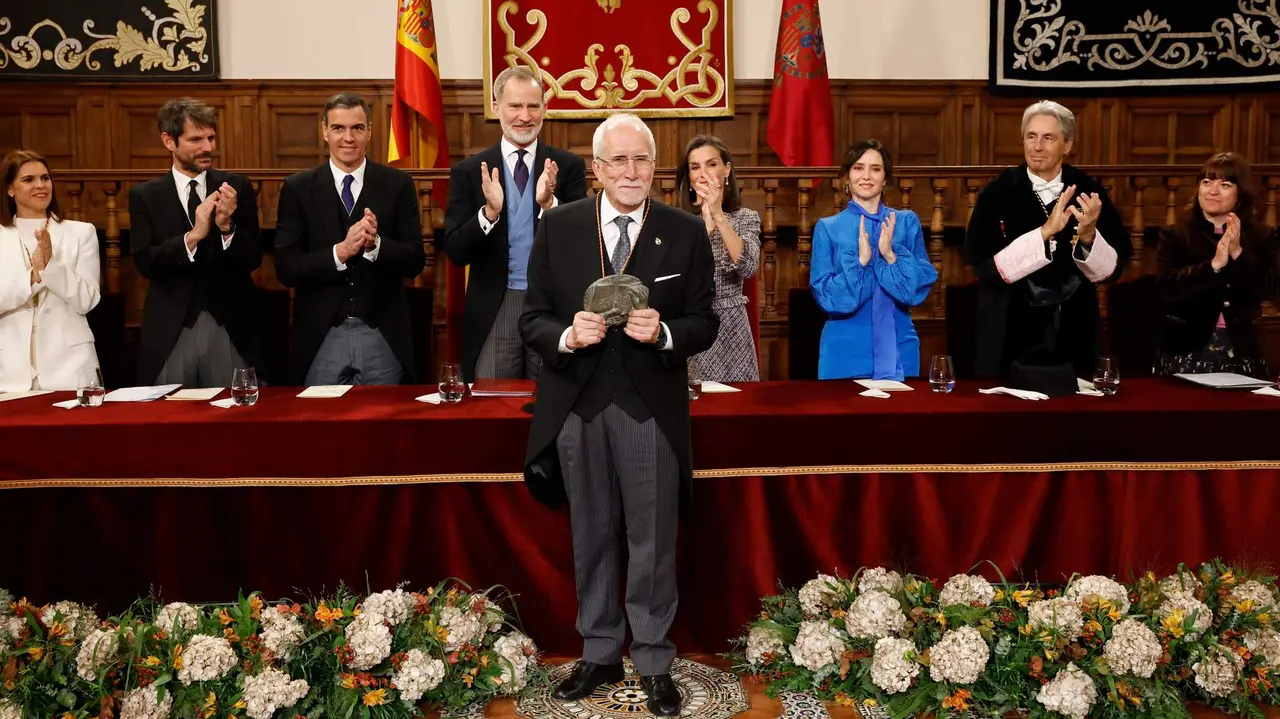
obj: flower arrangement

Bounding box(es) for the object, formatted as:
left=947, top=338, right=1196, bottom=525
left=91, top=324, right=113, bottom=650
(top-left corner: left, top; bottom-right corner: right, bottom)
left=0, top=580, right=542, bottom=718
left=730, top=559, right=1280, bottom=718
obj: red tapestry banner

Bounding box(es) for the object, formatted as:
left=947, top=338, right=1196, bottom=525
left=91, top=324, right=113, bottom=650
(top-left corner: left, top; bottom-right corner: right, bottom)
left=485, top=0, right=733, bottom=118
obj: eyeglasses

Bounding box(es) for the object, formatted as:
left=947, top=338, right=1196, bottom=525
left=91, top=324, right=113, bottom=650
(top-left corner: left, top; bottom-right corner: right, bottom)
left=599, top=155, right=655, bottom=171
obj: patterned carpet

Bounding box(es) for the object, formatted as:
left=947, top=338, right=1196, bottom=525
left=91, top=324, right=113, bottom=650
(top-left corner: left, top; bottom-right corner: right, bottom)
left=516, top=657, right=750, bottom=719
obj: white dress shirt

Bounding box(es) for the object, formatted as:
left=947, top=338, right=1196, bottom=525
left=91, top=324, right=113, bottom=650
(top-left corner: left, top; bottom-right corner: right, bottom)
left=477, top=137, right=557, bottom=233
left=329, top=158, right=381, bottom=270
left=558, top=192, right=671, bottom=352
left=173, top=167, right=233, bottom=261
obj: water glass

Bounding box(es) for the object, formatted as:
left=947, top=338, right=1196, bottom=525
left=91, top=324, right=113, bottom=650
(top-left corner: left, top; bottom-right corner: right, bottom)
left=929, top=355, right=956, bottom=393
left=231, top=367, right=260, bottom=406
left=77, top=367, right=105, bottom=407
left=438, top=363, right=466, bottom=403
left=1093, top=357, right=1120, bottom=395
left=688, top=378, right=703, bottom=400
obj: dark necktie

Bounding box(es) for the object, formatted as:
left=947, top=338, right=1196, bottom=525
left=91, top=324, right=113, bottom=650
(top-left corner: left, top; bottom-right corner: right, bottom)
left=341, top=174, right=355, bottom=215
left=611, top=215, right=632, bottom=275
left=186, top=179, right=200, bottom=227
left=513, top=149, right=529, bottom=195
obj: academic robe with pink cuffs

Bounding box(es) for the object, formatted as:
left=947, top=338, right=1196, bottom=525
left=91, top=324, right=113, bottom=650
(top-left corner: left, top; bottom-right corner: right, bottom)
left=964, top=163, right=1129, bottom=378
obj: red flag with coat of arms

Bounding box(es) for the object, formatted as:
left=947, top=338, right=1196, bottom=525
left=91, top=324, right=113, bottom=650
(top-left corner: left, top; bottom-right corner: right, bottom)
left=767, top=0, right=835, bottom=167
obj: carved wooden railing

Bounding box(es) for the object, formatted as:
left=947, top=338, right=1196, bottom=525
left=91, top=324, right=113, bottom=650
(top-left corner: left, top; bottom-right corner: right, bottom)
left=49, top=165, right=1280, bottom=330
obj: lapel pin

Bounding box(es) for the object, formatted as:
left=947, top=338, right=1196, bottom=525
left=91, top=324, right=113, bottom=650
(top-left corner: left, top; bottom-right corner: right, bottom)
left=654, top=237, right=662, bottom=246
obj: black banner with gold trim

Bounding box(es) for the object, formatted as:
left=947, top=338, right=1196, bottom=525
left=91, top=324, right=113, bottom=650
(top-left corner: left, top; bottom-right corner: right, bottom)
left=0, top=0, right=218, bottom=80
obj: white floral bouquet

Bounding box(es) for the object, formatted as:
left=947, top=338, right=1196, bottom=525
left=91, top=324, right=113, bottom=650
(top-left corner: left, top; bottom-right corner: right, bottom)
left=0, top=580, right=543, bottom=718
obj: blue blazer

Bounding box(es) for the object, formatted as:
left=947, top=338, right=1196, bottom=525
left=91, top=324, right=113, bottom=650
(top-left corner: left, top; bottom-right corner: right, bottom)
left=809, top=208, right=937, bottom=380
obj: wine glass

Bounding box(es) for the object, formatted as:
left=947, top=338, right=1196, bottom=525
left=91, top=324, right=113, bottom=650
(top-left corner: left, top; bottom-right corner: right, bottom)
left=1093, top=357, right=1119, bottom=395
left=929, top=355, right=956, bottom=393
left=438, top=363, right=466, bottom=403
left=77, top=367, right=105, bottom=407
left=231, top=367, right=259, bottom=406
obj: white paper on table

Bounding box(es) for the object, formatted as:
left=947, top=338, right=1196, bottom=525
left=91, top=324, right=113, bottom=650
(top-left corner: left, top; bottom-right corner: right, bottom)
left=1076, top=379, right=1105, bottom=397
left=52, top=399, right=80, bottom=409
left=0, top=390, right=54, bottom=403
left=167, top=388, right=224, bottom=401
left=854, top=379, right=914, bottom=392
left=210, top=398, right=237, bottom=408
left=979, top=386, right=1050, bottom=401
left=415, top=392, right=442, bottom=405
left=698, top=381, right=742, bottom=394
left=1252, top=386, right=1280, bottom=397
left=104, top=384, right=182, bottom=402
left=296, top=385, right=353, bottom=398
left=1175, top=372, right=1275, bottom=389
left=859, top=388, right=892, bottom=399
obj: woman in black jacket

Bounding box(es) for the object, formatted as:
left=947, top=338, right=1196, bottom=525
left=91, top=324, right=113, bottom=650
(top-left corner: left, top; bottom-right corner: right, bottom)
left=1155, top=152, right=1279, bottom=377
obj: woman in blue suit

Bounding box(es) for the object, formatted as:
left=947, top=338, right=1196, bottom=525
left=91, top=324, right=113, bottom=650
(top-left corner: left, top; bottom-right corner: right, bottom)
left=810, top=140, right=937, bottom=380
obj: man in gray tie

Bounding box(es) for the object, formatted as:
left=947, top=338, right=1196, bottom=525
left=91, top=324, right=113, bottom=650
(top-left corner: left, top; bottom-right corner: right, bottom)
left=520, top=113, right=718, bottom=716
left=442, top=67, right=587, bottom=382
left=274, top=93, right=426, bottom=385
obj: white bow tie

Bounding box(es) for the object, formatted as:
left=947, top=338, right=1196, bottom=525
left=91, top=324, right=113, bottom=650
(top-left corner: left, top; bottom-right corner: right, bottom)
left=1032, top=179, right=1064, bottom=196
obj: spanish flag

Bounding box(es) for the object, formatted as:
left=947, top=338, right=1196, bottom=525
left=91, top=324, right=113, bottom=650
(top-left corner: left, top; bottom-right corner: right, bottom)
left=389, top=0, right=465, bottom=363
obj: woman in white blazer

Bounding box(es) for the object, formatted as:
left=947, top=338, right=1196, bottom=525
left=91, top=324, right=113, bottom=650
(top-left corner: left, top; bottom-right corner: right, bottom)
left=1, top=150, right=101, bottom=391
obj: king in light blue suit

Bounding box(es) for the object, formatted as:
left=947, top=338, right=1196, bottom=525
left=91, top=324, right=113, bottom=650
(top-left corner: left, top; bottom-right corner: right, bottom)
left=809, top=203, right=937, bottom=381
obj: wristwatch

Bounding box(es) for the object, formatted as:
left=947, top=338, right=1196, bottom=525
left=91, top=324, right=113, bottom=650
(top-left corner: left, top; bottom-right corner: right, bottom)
left=654, top=324, right=667, bottom=348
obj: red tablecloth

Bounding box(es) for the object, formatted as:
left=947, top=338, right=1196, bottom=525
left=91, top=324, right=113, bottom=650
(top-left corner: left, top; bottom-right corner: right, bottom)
left=3, top=379, right=1279, bottom=655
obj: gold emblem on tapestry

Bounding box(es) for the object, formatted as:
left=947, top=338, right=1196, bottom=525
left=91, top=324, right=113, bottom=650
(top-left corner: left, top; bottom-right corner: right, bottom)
left=597, top=0, right=622, bottom=13
left=0, top=0, right=211, bottom=74
left=496, top=0, right=726, bottom=111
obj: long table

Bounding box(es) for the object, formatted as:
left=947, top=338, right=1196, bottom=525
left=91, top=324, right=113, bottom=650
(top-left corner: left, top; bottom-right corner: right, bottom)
left=3, top=379, right=1279, bottom=654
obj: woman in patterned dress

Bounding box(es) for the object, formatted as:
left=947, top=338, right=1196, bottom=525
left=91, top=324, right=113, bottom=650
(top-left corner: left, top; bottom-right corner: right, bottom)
left=675, top=136, right=761, bottom=382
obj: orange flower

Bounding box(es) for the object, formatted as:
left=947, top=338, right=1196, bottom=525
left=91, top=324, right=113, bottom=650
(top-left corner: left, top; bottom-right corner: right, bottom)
left=315, top=602, right=344, bottom=626
left=340, top=673, right=358, bottom=689
left=218, top=609, right=233, bottom=626
left=362, top=689, right=387, bottom=706
left=28, top=647, right=44, bottom=661
left=249, top=595, right=264, bottom=619
left=173, top=644, right=185, bottom=670
left=47, top=622, right=69, bottom=640
left=942, top=689, right=972, bottom=712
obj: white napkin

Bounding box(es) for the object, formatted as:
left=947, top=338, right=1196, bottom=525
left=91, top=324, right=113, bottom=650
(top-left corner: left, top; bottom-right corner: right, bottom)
left=859, top=388, right=892, bottom=399
left=1075, top=378, right=1105, bottom=397
left=415, top=392, right=442, bottom=405
left=699, top=381, right=742, bottom=393
left=210, top=398, right=237, bottom=408
left=297, top=385, right=352, bottom=398
left=168, top=388, right=224, bottom=401
left=53, top=399, right=80, bottom=409
left=1252, top=386, right=1280, bottom=397
left=855, top=379, right=913, bottom=392
left=979, top=386, right=1050, bottom=401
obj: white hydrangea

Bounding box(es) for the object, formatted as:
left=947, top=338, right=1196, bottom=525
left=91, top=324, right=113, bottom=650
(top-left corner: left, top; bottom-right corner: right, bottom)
left=1157, top=596, right=1213, bottom=641
left=154, top=603, right=200, bottom=633
left=1193, top=645, right=1244, bottom=698
left=858, top=568, right=904, bottom=596
left=120, top=686, right=174, bottom=719
left=363, top=589, right=417, bottom=627
left=344, top=612, right=393, bottom=671
left=493, top=631, right=538, bottom=693
left=439, top=605, right=485, bottom=651
left=789, top=620, right=846, bottom=672
left=870, top=637, right=919, bottom=694
left=798, top=574, right=843, bottom=616
left=393, top=648, right=447, bottom=704
left=1035, top=663, right=1097, bottom=719
left=1103, top=619, right=1163, bottom=679
left=1229, top=580, right=1278, bottom=612
left=0, top=699, right=20, bottom=719
left=75, top=627, right=121, bottom=681
left=482, top=599, right=507, bottom=634
left=260, top=608, right=306, bottom=662
left=40, top=601, right=99, bottom=641
left=242, top=667, right=309, bottom=719
left=844, top=591, right=906, bottom=640
left=1065, top=575, right=1131, bottom=614
left=928, top=626, right=990, bottom=684
left=745, top=626, right=786, bottom=666
left=1028, top=598, right=1084, bottom=641
left=0, top=615, right=24, bottom=652
left=178, top=634, right=237, bottom=685
left=1245, top=629, right=1280, bottom=666
left=0, top=589, right=12, bottom=615
left=938, top=574, right=995, bottom=608
left=1159, top=573, right=1202, bottom=602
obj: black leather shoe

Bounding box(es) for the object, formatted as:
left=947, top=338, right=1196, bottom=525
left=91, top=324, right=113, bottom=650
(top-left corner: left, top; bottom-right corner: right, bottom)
left=641, top=674, right=682, bottom=716
left=553, top=660, right=625, bottom=701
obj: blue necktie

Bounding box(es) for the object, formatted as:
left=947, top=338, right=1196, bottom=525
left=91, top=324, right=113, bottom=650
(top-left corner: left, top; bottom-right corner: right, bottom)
left=513, top=149, right=529, bottom=195
left=341, top=174, right=355, bottom=215
left=611, top=216, right=632, bottom=274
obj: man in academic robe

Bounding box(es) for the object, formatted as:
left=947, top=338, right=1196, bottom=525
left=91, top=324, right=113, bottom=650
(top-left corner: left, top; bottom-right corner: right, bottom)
left=441, top=66, right=587, bottom=382
left=964, top=100, right=1130, bottom=378
left=520, top=113, right=718, bottom=716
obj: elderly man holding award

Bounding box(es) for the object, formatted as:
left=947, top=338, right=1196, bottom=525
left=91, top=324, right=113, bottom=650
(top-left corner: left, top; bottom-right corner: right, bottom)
left=520, top=112, right=718, bottom=716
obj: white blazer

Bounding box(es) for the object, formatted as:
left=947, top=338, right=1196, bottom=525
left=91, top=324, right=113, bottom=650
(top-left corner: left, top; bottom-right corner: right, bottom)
left=0, top=218, right=102, bottom=391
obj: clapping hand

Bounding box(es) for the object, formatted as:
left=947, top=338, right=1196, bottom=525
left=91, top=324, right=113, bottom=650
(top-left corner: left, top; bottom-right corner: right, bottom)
left=480, top=161, right=504, bottom=222
left=1040, top=185, right=1077, bottom=241
left=361, top=208, right=379, bottom=251
left=878, top=211, right=898, bottom=264
left=33, top=217, right=52, bottom=271
left=535, top=158, right=559, bottom=211
left=857, top=216, right=873, bottom=267
left=1068, top=191, right=1102, bottom=244
left=695, top=176, right=724, bottom=224
left=212, top=182, right=237, bottom=233
left=1224, top=212, right=1242, bottom=260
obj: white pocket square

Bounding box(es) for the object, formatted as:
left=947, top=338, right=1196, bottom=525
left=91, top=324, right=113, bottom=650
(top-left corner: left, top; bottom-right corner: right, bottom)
left=654, top=273, right=681, bottom=282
